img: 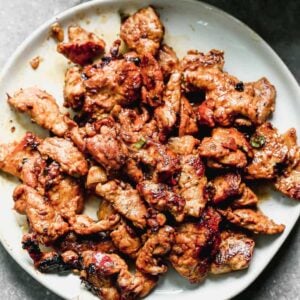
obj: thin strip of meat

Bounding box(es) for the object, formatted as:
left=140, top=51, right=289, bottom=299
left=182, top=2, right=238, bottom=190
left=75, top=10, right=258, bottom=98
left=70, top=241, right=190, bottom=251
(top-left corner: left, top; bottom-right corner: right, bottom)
left=13, top=185, right=69, bottom=244
left=8, top=87, right=75, bottom=137
left=178, top=96, right=198, bottom=137
left=38, top=137, right=88, bottom=177
left=158, top=44, right=179, bottom=80
left=218, top=208, right=285, bottom=234
left=136, top=226, right=175, bottom=275
left=95, top=180, right=147, bottom=228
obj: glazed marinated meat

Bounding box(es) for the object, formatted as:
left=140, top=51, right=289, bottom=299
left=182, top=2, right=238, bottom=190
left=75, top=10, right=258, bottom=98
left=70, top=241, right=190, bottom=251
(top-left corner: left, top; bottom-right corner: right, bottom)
left=82, top=57, right=142, bottom=113
left=170, top=208, right=221, bottom=283
left=57, top=25, right=105, bottom=65
left=155, top=71, right=181, bottom=136
left=178, top=154, right=207, bottom=217
left=181, top=49, right=276, bottom=126
left=199, top=127, right=253, bottom=168
left=140, top=53, right=164, bottom=107
left=3, top=6, right=300, bottom=299
left=218, top=208, right=285, bottom=234
left=13, top=185, right=69, bottom=244
left=158, top=44, right=179, bottom=80
left=38, top=137, right=88, bottom=177
left=210, top=230, right=255, bottom=274
left=0, top=133, right=44, bottom=189
left=8, top=87, right=75, bottom=137
left=95, top=180, right=147, bottom=228
left=246, top=123, right=298, bottom=179
left=86, top=118, right=129, bottom=170
left=63, top=66, right=86, bottom=110
left=136, top=226, right=174, bottom=275
left=137, top=180, right=185, bottom=222
left=120, top=6, right=164, bottom=56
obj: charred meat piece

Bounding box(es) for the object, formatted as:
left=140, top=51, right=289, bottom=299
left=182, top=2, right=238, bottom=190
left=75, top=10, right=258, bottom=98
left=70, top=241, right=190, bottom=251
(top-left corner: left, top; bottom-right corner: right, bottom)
left=168, top=135, right=200, bottom=155
left=158, top=44, right=179, bottom=80
left=232, top=186, right=258, bottom=208
left=179, top=96, right=198, bottom=137
left=13, top=185, right=69, bottom=244
left=81, top=250, right=157, bottom=299
left=96, top=180, right=147, bottom=228
left=47, top=176, right=84, bottom=219
left=136, top=226, right=174, bottom=275
left=206, top=172, right=243, bottom=205
left=155, top=71, right=181, bottom=136
left=70, top=214, right=120, bottom=235
left=120, top=6, right=164, bottom=56
left=246, top=123, right=298, bottom=179
left=170, top=207, right=221, bottom=283
left=138, top=180, right=185, bottom=222
left=181, top=49, right=275, bottom=126
left=199, top=127, right=253, bottom=168
left=110, top=220, right=141, bottom=258
left=140, top=53, right=164, bottom=107
left=86, top=118, right=129, bottom=171
left=8, top=87, right=75, bottom=137
left=0, top=132, right=45, bottom=189
left=210, top=230, right=255, bottom=274
left=63, top=66, right=86, bottom=110
left=38, top=137, right=88, bottom=177
left=178, top=154, right=207, bottom=217
left=218, top=208, right=285, bottom=234
left=82, top=58, right=142, bottom=113
left=57, top=25, right=105, bottom=65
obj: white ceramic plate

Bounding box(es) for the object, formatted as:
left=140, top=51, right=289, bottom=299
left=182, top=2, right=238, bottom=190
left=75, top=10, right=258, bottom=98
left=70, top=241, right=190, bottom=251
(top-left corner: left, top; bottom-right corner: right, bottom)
left=0, top=0, right=299, bottom=299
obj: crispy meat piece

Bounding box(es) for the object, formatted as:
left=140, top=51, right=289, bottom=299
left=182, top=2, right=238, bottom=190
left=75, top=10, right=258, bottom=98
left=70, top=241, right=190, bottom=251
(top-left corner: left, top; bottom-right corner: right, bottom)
left=110, top=220, right=141, bottom=258
left=181, top=50, right=275, bottom=126
left=38, top=137, right=88, bottom=177
left=218, top=208, right=285, bottom=234
left=206, top=173, right=243, bottom=205
left=168, top=135, right=200, bottom=155
left=179, top=96, right=198, bottom=137
left=136, top=226, right=175, bottom=275
left=86, top=118, right=129, bottom=171
left=246, top=123, right=297, bottom=179
left=57, top=25, right=105, bottom=65
left=81, top=250, right=157, bottom=299
left=0, top=132, right=45, bottom=189
left=210, top=230, right=255, bottom=274
left=199, top=127, right=253, bottom=168
left=140, top=53, right=164, bottom=107
left=137, top=180, right=185, bottom=222
left=134, top=141, right=180, bottom=182
left=96, top=180, right=147, bottom=228
left=120, top=6, right=164, bottom=56
left=13, top=185, right=69, bottom=244
left=63, top=66, right=85, bottom=110
left=170, top=207, right=221, bottom=283
left=47, top=177, right=84, bottom=218
left=178, top=154, right=207, bottom=217
left=70, top=214, right=120, bottom=235
left=155, top=71, right=181, bottom=136
left=158, top=44, right=179, bottom=80
left=8, top=87, right=75, bottom=137
left=82, top=58, right=142, bottom=113
left=232, top=186, right=258, bottom=208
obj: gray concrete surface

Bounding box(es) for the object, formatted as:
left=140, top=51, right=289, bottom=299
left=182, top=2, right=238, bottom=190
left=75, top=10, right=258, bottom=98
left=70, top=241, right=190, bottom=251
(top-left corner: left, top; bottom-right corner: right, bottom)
left=0, top=0, right=299, bottom=299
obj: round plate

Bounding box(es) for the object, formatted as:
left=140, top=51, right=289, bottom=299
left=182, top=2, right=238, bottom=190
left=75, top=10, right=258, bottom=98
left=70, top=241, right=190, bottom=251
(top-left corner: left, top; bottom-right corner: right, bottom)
left=0, top=0, right=299, bottom=299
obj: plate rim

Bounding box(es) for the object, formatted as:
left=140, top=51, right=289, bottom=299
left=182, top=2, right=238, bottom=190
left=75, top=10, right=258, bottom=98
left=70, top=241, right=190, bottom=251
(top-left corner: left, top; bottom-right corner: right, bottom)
left=0, top=0, right=299, bottom=299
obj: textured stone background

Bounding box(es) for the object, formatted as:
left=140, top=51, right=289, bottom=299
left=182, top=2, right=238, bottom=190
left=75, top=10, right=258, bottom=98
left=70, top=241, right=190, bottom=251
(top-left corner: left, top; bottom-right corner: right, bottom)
left=0, top=0, right=299, bottom=299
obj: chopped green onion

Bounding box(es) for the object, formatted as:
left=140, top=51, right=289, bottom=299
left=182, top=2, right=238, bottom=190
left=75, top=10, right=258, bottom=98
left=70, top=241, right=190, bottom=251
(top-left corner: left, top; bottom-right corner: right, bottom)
left=250, top=134, right=266, bottom=148
left=133, top=137, right=146, bottom=149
